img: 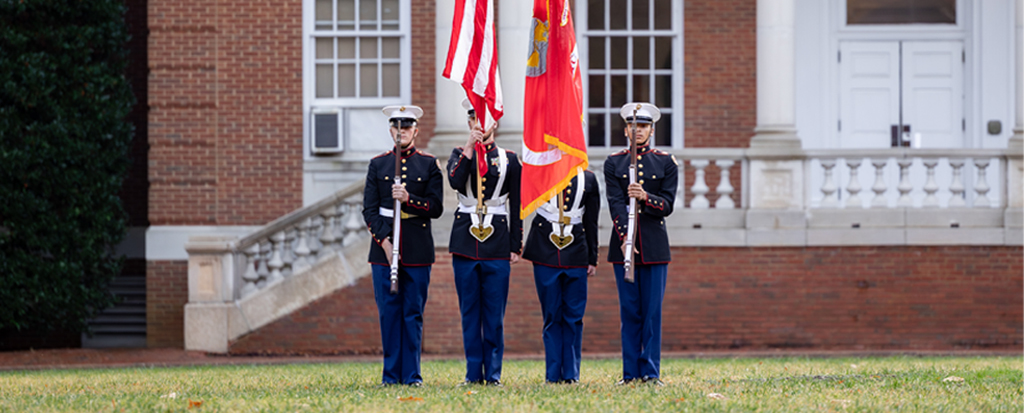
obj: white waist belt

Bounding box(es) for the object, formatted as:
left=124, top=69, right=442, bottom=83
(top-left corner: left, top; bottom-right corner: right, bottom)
left=456, top=203, right=508, bottom=215
left=379, top=207, right=420, bottom=218
left=536, top=206, right=582, bottom=225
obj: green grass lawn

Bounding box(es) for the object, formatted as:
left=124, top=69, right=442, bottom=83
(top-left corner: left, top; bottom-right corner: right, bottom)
left=0, top=356, right=1019, bottom=412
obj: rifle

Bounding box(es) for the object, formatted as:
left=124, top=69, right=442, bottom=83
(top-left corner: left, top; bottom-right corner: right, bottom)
left=622, top=104, right=640, bottom=283
left=389, top=119, right=401, bottom=295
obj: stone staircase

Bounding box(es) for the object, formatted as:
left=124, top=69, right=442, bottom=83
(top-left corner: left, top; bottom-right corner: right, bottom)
left=82, top=275, right=147, bottom=348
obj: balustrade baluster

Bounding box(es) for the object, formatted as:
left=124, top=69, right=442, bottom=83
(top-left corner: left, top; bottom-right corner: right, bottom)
left=241, top=244, right=260, bottom=297
left=972, top=158, right=991, bottom=207
left=267, top=231, right=285, bottom=284
left=819, top=159, right=838, bottom=207
left=714, top=160, right=735, bottom=209
left=308, top=216, right=323, bottom=260
left=319, top=206, right=338, bottom=254
left=332, top=202, right=346, bottom=244
left=922, top=158, right=940, bottom=207
left=256, top=241, right=270, bottom=288
left=281, top=227, right=296, bottom=278
left=896, top=158, right=914, bottom=207
left=344, top=201, right=365, bottom=246
left=690, top=160, right=710, bottom=209
left=845, top=158, right=863, bottom=208
left=870, top=158, right=889, bottom=208
left=293, top=218, right=312, bottom=272
left=948, top=158, right=966, bottom=207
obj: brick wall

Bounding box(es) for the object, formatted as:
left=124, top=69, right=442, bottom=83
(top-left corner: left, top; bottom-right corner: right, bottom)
left=148, top=0, right=303, bottom=226
left=143, top=0, right=437, bottom=348
left=684, top=0, right=756, bottom=149
left=229, top=246, right=1023, bottom=355
left=147, top=261, right=188, bottom=348
left=411, top=0, right=436, bottom=148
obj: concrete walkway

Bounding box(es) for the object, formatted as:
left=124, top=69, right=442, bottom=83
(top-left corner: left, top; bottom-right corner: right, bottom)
left=0, top=348, right=1018, bottom=371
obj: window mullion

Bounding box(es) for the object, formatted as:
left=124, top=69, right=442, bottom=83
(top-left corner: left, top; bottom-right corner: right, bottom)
left=377, top=37, right=383, bottom=98
left=604, top=34, right=612, bottom=148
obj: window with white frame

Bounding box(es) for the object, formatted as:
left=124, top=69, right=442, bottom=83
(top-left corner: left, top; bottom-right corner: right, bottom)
left=307, top=0, right=409, bottom=155
left=579, top=0, right=682, bottom=148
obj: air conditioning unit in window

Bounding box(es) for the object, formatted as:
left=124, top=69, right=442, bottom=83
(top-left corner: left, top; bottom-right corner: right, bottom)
left=311, top=107, right=343, bottom=154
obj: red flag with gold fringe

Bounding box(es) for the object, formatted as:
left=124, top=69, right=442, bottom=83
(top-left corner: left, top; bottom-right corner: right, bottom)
left=520, top=0, right=587, bottom=219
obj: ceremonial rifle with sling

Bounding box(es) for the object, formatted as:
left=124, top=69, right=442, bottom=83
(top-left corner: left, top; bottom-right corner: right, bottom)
left=622, top=104, right=641, bottom=283
left=388, top=119, right=401, bottom=295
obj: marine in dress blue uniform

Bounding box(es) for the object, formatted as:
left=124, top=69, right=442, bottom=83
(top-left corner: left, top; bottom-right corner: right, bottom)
left=522, top=168, right=600, bottom=384
left=604, top=103, right=678, bottom=385
left=362, top=105, right=444, bottom=386
left=446, top=99, right=523, bottom=385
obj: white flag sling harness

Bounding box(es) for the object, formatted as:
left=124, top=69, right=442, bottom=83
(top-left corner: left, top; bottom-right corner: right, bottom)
left=457, top=146, right=509, bottom=242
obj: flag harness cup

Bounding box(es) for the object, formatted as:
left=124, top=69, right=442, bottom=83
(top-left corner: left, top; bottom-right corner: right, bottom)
left=457, top=145, right=509, bottom=243
left=537, top=168, right=585, bottom=250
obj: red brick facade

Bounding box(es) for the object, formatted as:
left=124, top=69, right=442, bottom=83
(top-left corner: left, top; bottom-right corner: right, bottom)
left=684, top=0, right=757, bottom=149
left=148, top=0, right=304, bottom=226
left=142, top=0, right=436, bottom=347
left=230, top=246, right=1023, bottom=354
left=146, top=261, right=188, bottom=348
left=139, top=0, right=1021, bottom=354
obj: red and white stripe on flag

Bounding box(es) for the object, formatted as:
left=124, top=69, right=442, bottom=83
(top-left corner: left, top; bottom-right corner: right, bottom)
left=442, top=0, right=504, bottom=129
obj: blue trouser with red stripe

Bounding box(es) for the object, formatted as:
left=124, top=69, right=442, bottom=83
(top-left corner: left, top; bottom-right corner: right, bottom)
left=532, top=263, right=588, bottom=382
left=613, top=263, right=667, bottom=380
left=372, top=264, right=430, bottom=385
left=452, top=255, right=510, bottom=383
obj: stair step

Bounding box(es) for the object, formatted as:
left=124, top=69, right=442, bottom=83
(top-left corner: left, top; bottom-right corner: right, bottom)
left=87, top=325, right=147, bottom=334
left=109, top=277, right=146, bottom=287
left=97, top=306, right=146, bottom=315
left=88, top=314, right=147, bottom=325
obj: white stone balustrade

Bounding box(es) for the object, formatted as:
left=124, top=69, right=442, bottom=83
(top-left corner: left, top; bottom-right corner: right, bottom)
left=803, top=149, right=1008, bottom=210
left=185, top=182, right=370, bottom=352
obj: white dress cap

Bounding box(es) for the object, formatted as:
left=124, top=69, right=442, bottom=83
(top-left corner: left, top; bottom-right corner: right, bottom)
left=461, top=97, right=475, bottom=113
left=619, top=102, right=660, bottom=124
left=382, top=105, right=424, bottom=121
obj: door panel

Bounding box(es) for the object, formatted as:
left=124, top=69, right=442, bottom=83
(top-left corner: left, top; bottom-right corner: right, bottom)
left=901, top=41, right=964, bottom=149
left=839, top=42, right=900, bottom=149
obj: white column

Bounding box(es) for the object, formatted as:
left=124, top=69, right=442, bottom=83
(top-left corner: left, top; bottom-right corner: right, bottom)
left=432, top=0, right=530, bottom=152
left=1010, top=5, right=1023, bottom=210
left=746, top=0, right=805, bottom=247
left=750, top=0, right=799, bottom=147
left=434, top=0, right=471, bottom=143
left=1014, top=3, right=1023, bottom=146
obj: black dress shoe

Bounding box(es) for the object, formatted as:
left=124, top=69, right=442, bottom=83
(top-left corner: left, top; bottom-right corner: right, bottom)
left=641, top=376, right=664, bottom=386
left=616, top=378, right=635, bottom=386
left=562, top=379, right=579, bottom=384
left=379, top=382, right=397, bottom=388
left=485, top=380, right=503, bottom=387
left=407, top=381, right=423, bottom=387
left=457, top=380, right=483, bottom=387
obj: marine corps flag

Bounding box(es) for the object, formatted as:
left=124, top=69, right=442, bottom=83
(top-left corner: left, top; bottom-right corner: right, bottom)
left=520, top=0, right=588, bottom=220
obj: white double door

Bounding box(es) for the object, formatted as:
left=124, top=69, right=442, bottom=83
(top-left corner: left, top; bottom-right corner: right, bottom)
left=831, top=41, right=966, bottom=207
left=840, top=41, right=964, bottom=149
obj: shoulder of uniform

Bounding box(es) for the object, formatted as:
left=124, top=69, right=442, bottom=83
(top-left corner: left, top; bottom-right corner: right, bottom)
left=371, top=151, right=390, bottom=160
left=609, top=149, right=629, bottom=157
left=653, top=149, right=670, bottom=156
left=503, top=148, right=516, bottom=155
left=416, top=150, right=436, bottom=158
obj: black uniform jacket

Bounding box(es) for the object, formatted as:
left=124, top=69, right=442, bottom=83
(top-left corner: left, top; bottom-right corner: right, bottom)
left=363, top=145, right=444, bottom=266
left=446, top=142, right=523, bottom=260
left=604, top=143, right=678, bottom=264
left=522, top=170, right=600, bottom=268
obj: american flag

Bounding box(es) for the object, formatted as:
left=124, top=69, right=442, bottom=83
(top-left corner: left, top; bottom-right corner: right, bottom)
left=442, top=0, right=504, bottom=130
